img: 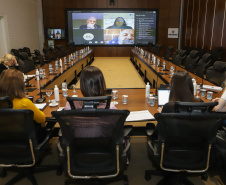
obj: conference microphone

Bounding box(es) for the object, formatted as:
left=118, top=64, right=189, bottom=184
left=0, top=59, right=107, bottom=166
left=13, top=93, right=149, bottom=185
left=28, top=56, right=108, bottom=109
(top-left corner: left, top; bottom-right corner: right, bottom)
left=155, top=73, right=159, bottom=98
left=36, top=70, right=46, bottom=103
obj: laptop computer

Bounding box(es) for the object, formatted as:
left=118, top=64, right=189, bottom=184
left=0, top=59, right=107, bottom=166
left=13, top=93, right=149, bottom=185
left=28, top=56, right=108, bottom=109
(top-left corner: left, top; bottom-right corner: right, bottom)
left=158, top=89, right=170, bottom=107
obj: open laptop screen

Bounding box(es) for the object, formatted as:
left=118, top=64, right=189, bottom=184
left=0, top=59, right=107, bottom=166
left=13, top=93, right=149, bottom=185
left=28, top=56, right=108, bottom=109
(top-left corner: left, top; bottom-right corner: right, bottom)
left=158, top=89, right=170, bottom=107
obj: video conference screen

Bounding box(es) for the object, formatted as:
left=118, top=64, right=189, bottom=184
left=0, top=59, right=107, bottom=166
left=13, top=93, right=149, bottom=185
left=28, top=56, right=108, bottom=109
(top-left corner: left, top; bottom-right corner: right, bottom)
left=66, top=9, right=158, bottom=46
left=47, top=28, right=66, bottom=39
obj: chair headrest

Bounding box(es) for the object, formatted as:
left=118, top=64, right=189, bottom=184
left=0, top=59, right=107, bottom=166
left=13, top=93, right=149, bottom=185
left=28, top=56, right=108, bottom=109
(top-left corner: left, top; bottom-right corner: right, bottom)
left=179, top=50, right=187, bottom=57
left=168, top=46, right=174, bottom=52
left=19, top=52, right=28, bottom=60
left=213, top=61, right=226, bottom=71
left=190, top=50, right=199, bottom=58
left=34, top=50, right=40, bottom=56
left=202, top=53, right=211, bottom=62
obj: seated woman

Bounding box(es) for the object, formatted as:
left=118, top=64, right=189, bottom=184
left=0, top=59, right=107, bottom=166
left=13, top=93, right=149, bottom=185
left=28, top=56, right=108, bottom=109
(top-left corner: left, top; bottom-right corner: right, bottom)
left=148, top=71, right=203, bottom=138
left=159, top=71, right=202, bottom=113
left=0, top=69, right=46, bottom=143
left=0, top=53, right=18, bottom=75
left=106, top=17, right=132, bottom=29
left=213, top=80, right=226, bottom=112
left=64, top=66, right=117, bottom=110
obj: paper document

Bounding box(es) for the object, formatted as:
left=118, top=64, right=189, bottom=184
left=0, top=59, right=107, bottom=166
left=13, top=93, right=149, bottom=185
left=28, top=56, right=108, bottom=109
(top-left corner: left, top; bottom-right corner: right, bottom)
left=202, top=85, right=222, bottom=91
left=35, top=103, right=47, bottom=110
left=126, top=110, right=154, bottom=122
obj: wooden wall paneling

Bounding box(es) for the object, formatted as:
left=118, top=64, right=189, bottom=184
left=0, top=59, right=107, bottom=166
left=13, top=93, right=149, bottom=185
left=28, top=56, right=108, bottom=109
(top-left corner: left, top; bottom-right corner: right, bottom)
left=189, top=0, right=200, bottom=49
left=181, top=0, right=188, bottom=48
left=96, top=0, right=108, bottom=8
left=42, top=0, right=55, bottom=28
left=106, top=0, right=118, bottom=8
left=185, top=0, right=193, bottom=48
left=107, top=47, right=118, bottom=57
left=196, top=0, right=207, bottom=49
left=212, top=0, right=226, bottom=49
left=117, top=47, right=132, bottom=57
left=203, top=0, right=215, bottom=51
left=73, top=0, right=86, bottom=8
left=85, top=0, right=97, bottom=8
left=96, top=47, right=108, bottom=56
left=53, top=0, right=65, bottom=28
left=148, top=0, right=160, bottom=9
left=118, top=0, right=149, bottom=8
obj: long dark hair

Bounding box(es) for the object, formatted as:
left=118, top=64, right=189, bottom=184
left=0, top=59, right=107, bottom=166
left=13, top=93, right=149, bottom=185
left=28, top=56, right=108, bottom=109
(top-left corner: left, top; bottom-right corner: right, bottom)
left=0, top=69, right=26, bottom=100
left=113, top=17, right=127, bottom=26
left=169, top=71, right=199, bottom=102
left=80, top=66, right=106, bottom=97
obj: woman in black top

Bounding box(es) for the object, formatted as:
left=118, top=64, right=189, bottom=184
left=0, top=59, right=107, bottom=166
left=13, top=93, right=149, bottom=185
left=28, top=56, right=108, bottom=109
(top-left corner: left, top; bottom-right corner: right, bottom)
left=159, top=71, right=202, bottom=113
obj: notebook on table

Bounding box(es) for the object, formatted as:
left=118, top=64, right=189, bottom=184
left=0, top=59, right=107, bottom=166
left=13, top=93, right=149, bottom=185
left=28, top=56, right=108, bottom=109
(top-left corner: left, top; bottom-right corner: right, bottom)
left=158, top=89, right=170, bottom=107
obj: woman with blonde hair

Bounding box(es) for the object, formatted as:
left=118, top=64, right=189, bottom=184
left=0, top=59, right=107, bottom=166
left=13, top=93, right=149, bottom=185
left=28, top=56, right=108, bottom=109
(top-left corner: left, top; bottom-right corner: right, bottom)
left=0, top=69, right=46, bottom=143
left=0, top=53, right=18, bottom=74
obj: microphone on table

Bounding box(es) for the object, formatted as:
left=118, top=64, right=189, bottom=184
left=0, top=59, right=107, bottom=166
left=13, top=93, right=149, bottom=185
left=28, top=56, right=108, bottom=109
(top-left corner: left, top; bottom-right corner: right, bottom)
left=36, top=69, right=46, bottom=103
left=154, top=74, right=159, bottom=98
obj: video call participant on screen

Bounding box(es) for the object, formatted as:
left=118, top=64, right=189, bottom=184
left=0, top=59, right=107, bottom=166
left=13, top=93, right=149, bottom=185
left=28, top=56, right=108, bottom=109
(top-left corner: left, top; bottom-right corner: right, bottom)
left=0, top=69, right=46, bottom=143
left=0, top=53, right=18, bottom=75
left=108, top=29, right=134, bottom=44
left=106, top=17, right=132, bottom=29
left=80, top=17, right=101, bottom=29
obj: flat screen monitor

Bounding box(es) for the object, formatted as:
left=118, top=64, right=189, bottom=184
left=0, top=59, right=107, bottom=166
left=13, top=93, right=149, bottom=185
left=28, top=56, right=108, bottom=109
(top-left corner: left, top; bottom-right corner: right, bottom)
left=158, top=89, right=170, bottom=107
left=47, top=28, right=66, bottom=39
left=65, top=9, right=158, bottom=46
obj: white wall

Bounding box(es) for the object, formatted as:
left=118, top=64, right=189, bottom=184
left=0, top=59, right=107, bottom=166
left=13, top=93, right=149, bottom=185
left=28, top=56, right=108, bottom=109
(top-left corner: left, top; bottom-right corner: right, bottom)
left=0, top=0, right=44, bottom=55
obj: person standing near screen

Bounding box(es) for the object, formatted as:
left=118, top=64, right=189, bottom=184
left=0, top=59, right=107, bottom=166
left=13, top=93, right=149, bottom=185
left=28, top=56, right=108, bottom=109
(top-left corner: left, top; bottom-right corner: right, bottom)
left=106, top=17, right=132, bottom=29
left=108, top=29, right=134, bottom=44
left=80, top=17, right=101, bottom=29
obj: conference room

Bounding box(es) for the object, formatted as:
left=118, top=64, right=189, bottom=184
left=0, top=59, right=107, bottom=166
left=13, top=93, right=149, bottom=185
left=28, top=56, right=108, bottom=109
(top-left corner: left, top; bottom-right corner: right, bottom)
left=0, top=0, right=226, bottom=185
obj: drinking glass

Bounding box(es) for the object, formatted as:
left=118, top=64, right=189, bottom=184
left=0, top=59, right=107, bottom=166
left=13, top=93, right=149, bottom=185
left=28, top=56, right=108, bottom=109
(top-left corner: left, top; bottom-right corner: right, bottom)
left=72, top=84, right=77, bottom=97
left=43, top=69, right=46, bottom=78
left=46, top=89, right=52, bottom=102
left=111, top=90, right=118, bottom=105
left=196, top=85, right=200, bottom=98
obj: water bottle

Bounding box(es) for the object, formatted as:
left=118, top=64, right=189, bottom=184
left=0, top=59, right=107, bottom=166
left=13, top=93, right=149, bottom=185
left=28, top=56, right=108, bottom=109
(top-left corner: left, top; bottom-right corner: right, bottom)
left=64, top=57, right=67, bottom=64
left=162, top=61, right=166, bottom=70
left=170, top=66, right=174, bottom=77
left=39, top=68, right=43, bottom=78
left=49, top=64, right=53, bottom=74
left=55, top=60, right=59, bottom=69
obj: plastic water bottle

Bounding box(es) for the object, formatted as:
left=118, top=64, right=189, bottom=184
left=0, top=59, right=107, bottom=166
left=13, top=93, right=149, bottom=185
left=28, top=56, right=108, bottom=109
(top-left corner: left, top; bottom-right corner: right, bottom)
left=170, top=66, right=174, bottom=77
left=59, top=59, right=62, bottom=67
left=192, top=78, right=197, bottom=95
left=36, top=69, right=39, bottom=80
left=145, top=82, right=150, bottom=98
left=54, top=85, right=60, bottom=101
left=55, top=60, right=59, bottom=69
left=49, top=64, right=53, bottom=74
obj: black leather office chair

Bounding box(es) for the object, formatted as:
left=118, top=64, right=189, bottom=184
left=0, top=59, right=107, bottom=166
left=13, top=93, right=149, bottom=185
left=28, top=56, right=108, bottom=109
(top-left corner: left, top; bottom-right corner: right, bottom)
left=196, top=53, right=212, bottom=78
left=0, top=109, right=61, bottom=185
left=42, top=47, right=52, bottom=63
left=34, top=49, right=45, bottom=66
left=172, top=49, right=187, bottom=66
left=206, top=61, right=226, bottom=86
left=23, top=47, right=33, bottom=58
left=48, top=47, right=58, bottom=60
left=184, top=50, right=200, bottom=73
left=52, top=108, right=131, bottom=185
left=145, top=109, right=223, bottom=185
left=163, top=46, right=174, bottom=61
left=19, top=52, right=36, bottom=73
left=0, top=96, right=13, bottom=108
left=66, top=96, right=112, bottom=110
left=171, top=49, right=181, bottom=62
left=55, top=45, right=66, bottom=58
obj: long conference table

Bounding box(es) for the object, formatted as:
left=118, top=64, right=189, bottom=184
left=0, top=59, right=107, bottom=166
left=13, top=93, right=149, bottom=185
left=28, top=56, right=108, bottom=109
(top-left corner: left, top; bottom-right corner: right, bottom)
left=25, top=48, right=222, bottom=127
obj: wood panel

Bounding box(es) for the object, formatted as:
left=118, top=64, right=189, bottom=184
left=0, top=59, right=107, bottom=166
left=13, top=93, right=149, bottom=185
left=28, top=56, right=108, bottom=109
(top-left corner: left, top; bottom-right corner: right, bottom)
left=181, top=0, right=226, bottom=61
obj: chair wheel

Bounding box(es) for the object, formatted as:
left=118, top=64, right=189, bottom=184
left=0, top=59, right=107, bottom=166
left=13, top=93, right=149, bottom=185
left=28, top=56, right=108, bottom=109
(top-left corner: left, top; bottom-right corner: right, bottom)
left=124, top=180, right=129, bottom=185
left=145, top=171, right=151, bottom=181
left=0, top=170, right=7, bottom=177
left=201, top=174, right=208, bottom=181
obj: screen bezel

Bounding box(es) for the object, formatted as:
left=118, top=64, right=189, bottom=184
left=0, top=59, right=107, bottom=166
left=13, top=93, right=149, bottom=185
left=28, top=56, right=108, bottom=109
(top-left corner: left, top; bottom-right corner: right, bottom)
left=65, top=8, right=159, bottom=47
left=46, top=28, right=66, bottom=40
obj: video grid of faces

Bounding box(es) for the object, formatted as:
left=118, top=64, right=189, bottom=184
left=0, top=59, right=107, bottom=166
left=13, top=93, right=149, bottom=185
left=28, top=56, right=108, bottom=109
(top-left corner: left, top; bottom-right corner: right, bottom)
left=71, top=13, right=135, bottom=45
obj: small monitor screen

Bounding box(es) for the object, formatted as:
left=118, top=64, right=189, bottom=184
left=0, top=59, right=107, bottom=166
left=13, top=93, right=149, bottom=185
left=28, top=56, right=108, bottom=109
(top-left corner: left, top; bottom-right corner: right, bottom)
left=158, top=89, right=170, bottom=107
left=47, top=28, right=66, bottom=39
left=65, top=9, right=158, bottom=46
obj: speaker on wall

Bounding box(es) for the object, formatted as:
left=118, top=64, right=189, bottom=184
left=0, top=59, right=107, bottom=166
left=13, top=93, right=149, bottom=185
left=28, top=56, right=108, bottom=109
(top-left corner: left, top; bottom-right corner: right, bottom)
left=110, top=0, right=115, bottom=6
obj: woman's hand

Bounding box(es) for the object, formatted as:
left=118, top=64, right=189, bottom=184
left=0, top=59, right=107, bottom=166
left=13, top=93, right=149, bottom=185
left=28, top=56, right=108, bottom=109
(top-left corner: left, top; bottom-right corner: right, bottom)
left=212, top=98, right=220, bottom=102
left=157, top=106, right=163, bottom=113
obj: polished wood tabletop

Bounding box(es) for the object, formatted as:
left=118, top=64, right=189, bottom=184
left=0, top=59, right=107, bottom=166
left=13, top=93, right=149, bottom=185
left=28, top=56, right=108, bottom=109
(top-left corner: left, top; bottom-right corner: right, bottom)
left=25, top=49, right=222, bottom=127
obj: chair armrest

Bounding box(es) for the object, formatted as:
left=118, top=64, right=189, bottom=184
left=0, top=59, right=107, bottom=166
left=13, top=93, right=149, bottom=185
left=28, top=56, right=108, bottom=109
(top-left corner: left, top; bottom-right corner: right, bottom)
left=146, top=123, right=155, bottom=137
left=123, top=125, right=133, bottom=137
